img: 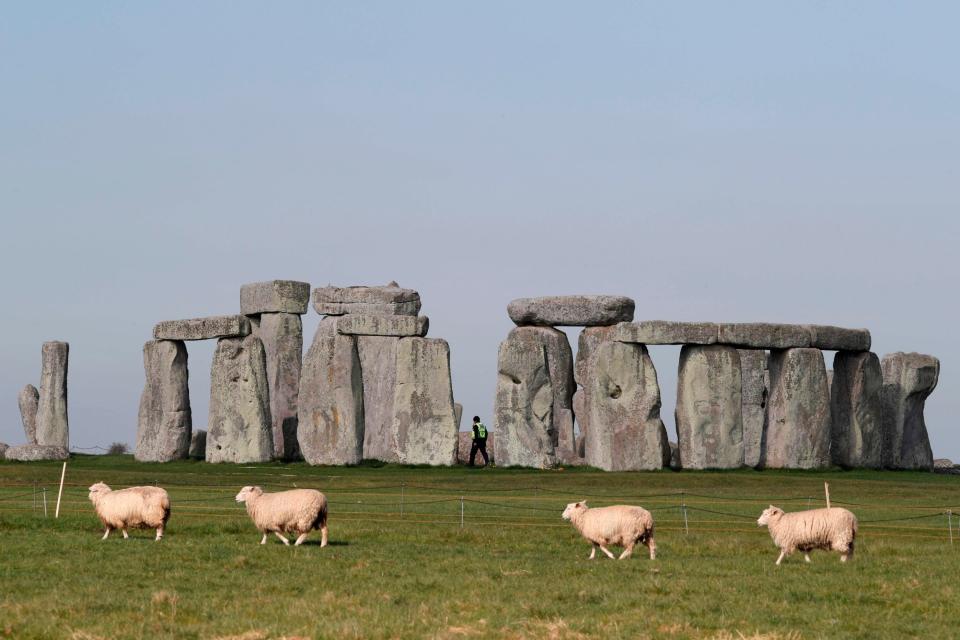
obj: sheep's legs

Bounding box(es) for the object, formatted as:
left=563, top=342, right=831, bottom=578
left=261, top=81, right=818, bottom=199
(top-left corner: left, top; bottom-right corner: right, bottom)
left=646, top=536, right=657, bottom=560
left=618, top=544, right=634, bottom=560
left=840, top=553, right=848, bottom=563
left=101, top=527, right=111, bottom=540
left=155, top=527, right=164, bottom=541
left=804, top=553, right=811, bottom=563
left=294, top=533, right=309, bottom=546
left=775, top=551, right=786, bottom=565
left=274, top=532, right=291, bottom=546
left=122, top=529, right=129, bottom=539
left=599, top=544, right=616, bottom=559
left=260, top=533, right=268, bottom=545
left=588, top=545, right=597, bottom=560
left=320, top=524, right=328, bottom=548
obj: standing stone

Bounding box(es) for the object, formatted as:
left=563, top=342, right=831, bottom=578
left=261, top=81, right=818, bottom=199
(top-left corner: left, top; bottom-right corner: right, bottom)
left=507, top=295, right=635, bottom=327
left=256, top=313, right=303, bottom=460
left=739, top=350, right=767, bottom=468
left=761, top=348, right=831, bottom=469
left=881, top=352, right=939, bottom=471
left=135, top=340, right=192, bottom=462
left=454, top=403, right=463, bottom=430
left=573, top=326, right=615, bottom=451
left=206, top=335, right=273, bottom=463
left=358, top=336, right=401, bottom=462
left=675, top=345, right=743, bottom=469
left=298, top=317, right=364, bottom=465
left=189, top=429, right=207, bottom=459
left=539, top=328, right=576, bottom=461
left=393, top=338, right=458, bottom=465
left=36, top=341, right=69, bottom=449
left=494, top=329, right=555, bottom=468
left=831, top=352, right=883, bottom=468
left=584, top=341, right=670, bottom=471
left=572, top=389, right=587, bottom=457
left=18, top=384, right=39, bottom=445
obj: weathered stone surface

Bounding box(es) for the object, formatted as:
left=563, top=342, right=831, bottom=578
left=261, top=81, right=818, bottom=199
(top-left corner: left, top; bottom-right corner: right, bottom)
left=36, top=341, right=68, bottom=449
left=189, top=429, right=207, bottom=459
left=761, top=348, right=832, bottom=469
left=337, top=315, right=429, bottom=337
left=18, top=384, right=39, bottom=445
left=806, top=325, right=871, bottom=352
left=240, top=280, right=310, bottom=315
left=739, top=349, right=768, bottom=468
left=507, top=295, right=635, bottom=327
left=676, top=345, right=743, bottom=469
left=454, top=403, right=463, bottom=430
left=206, top=335, right=273, bottom=463
left=881, top=352, right=939, bottom=471
left=298, top=318, right=365, bottom=465
left=393, top=338, right=458, bottom=465
left=135, top=340, right=192, bottom=462
left=494, top=329, right=555, bottom=468
left=574, top=326, right=615, bottom=386
left=718, top=323, right=811, bottom=349
left=831, top=351, right=883, bottom=468
left=256, top=313, right=303, bottom=460
left=357, top=336, right=400, bottom=462
left=457, top=431, right=495, bottom=465
left=4, top=444, right=69, bottom=461
left=154, top=315, right=251, bottom=341
left=584, top=341, right=670, bottom=471
left=313, top=285, right=421, bottom=316
left=614, top=321, right=718, bottom=345
left=669, top=441, right=680, bottom=469
left=572, top=389, right=587, bottom=449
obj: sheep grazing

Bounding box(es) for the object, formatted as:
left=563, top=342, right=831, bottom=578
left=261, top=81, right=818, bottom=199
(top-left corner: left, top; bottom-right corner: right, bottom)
left=757, top=505, right=858, bottom=565
left=87, top=482, right=171, bottom=541
left=235, top=486, right=328, bottom=547
left=561, top=501, right=656, bottom=560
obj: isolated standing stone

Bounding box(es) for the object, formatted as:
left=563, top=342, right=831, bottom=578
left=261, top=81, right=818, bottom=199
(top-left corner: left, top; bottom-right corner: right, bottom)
left=313, top=284, right=421, bottom=316
left=584, top=341, right=670, bottom=471
left=393, top=338, right=458, bottom=465
left=206, top=335, right=273, bottom=463
left=240, top=280, right=310, bottom=315
left=256, top=313, right=303, bottom=460
left=135, top=340, right=192, bottom=462
left=154, top=315, right=251, bottom=341
left=881, top=352, right=939, bottom=471
left=36, top=341, right=69, bottom=449
left=189, top=429, right=207, bottom=459
left=18, top=384, right=39, bottom=445
left=675, top=345, right=743, bottom=469
left=507, top=295, right=635, bottom=327
left=739, top=349, right=768, bottom=468
left=761, top=348, right=831, bottom=469
left=298, top=317, right=365, bottom=465
left=831, top=351, right=883, bottom=468
left=358, top=336, right=401, bottom=462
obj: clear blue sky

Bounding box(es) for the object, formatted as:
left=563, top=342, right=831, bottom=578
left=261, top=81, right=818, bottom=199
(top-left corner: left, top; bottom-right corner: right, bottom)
left=2, top=2, right=958, bottom=458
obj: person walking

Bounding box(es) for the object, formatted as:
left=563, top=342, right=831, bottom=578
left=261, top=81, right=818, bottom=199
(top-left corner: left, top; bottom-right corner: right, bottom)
left=469, top=416, right=490, bottom=467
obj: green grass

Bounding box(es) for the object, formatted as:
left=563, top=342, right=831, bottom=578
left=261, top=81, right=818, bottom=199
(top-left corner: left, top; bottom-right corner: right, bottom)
left=1, top=455, right=958, bottom=639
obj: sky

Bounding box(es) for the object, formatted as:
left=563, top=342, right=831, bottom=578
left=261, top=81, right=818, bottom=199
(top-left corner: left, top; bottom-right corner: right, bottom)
left=1, top=2, right=958, bottom=458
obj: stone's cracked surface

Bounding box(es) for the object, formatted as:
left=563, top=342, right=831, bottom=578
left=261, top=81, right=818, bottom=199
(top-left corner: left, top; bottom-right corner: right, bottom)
left=135, top=340, right=192, bottom=462
left=614, top=321, right=718, bottom=345
left=675, top=345, right=743, bottom=469
left=613, top=321, right=870, bottom=350
left=739, top=350, right=768, bottom=468
left=507, top=295, right=635, bottom=327
left=189, top=429, right=207, bottom=459
left=337, top=315, right=429, bottom=337
left=761, top=348, right=832, bottom=469
left=393, top=338, right=458, bottom=465
left=256, top=313, right=304, bottom=460
left=358, top=336, right=401, bottom=462
left=831, top=351, right=883, bottom=469
left=154, top=315, right=251, bottom=341
left=240, top=280, right=311, bottom=315
left=18, top=384, right=39, bottom=445
left=36, top=341, right=69, bottom=449
left=5, top=444, right=69, bottom=461
left=881, top=352, right=939, bottom=471
left=206, top=335, right=273, bottom=464
left=584, top=341, right=670, bottom=471
left=313, top=285, right=421, bottom=316
left=298, top=317, right=365, bottom=465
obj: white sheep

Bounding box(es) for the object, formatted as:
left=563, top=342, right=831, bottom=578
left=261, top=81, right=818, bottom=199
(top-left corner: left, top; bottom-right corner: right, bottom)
left=561, top=501, right=656, bottom=560
left=235, top=486, right=328, bottom=547
left=757, top=505, right=857, bottom=565
left=87, top=482, right=171, bottom=541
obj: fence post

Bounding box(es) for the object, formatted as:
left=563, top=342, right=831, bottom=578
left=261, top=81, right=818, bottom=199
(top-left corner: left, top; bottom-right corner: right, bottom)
left=43, top=488, right=48, bottom=517
left=948, top=510, right=954, bottom=546
left=824, top=482, right=831, bottom=509
left=460, top=496, right=464, bottom=529
left=55, top=461, right=67, bottom=519
left=400, top=482, right=405, bottom=518
left=681, top=490, right=688, bottom=535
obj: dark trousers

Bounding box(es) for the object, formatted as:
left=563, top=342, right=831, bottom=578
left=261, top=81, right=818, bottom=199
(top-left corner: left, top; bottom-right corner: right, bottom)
left=469, top=439, right=489, bottom=466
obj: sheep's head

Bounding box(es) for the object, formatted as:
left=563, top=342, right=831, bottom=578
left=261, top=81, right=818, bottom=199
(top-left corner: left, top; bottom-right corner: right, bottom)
left=235, top=486, right=263, bottom=503
left=561, top=501, right=588, bottom=521
left=88, top=482, right=110, bottom=503
left=757, top=505, right=783, bottom=527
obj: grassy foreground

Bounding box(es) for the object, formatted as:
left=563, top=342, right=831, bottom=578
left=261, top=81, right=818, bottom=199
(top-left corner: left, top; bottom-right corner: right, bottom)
left=0, top=456, right=958, bottom=640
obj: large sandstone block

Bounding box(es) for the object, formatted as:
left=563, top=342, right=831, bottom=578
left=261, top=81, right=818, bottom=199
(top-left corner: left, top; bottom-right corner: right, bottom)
left=206, top=335, right=273, bottom=463
left=154, top=315, right=251, bottom=341
left=507, top=295, right=635, bottom=327
left=256, top=313, right=304, bottom=460
left=718, top=323, right=811, bottom=349
left=298, top=317, right=365, bottom=465
left=393, top=338, right=458, bottom=465
left=614, top=321, right=718, bottom=345
left=18, top=384, right=39, bottom=445
left=4, top=444, right=69, bottom=461
left=807, top=325, right=871, bottom=352
left=676, top=345, right=744, bottom=469
left=761, top=348, right=831, bottom=469
left=313, top=285, right=421, bottom=316
left=493, top=330, right=555, bottom=468
left=739, top=349, right=768, bottom=468
left=358, top=336, right=401, bottom=462
left=584, top=341, right=670, bottom=471
left=881, top=352, right=939, bottom=471
left=831, top=352, right=883, bottom=468
left=337, top=315, right=429, bottom=337
left=240, top=280, right=311, bottom=315
left=36, top=341, right=69, bottom=449
left=135, top=340, right=192, bottom=462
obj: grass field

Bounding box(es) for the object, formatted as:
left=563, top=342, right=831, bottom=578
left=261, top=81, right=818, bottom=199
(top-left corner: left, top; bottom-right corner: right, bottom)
left=1, top=455, right=958, bottom=640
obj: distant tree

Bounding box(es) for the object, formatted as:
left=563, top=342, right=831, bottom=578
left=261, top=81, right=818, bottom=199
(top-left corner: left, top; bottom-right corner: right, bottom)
left=107, top=442, right=129, bottom=455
